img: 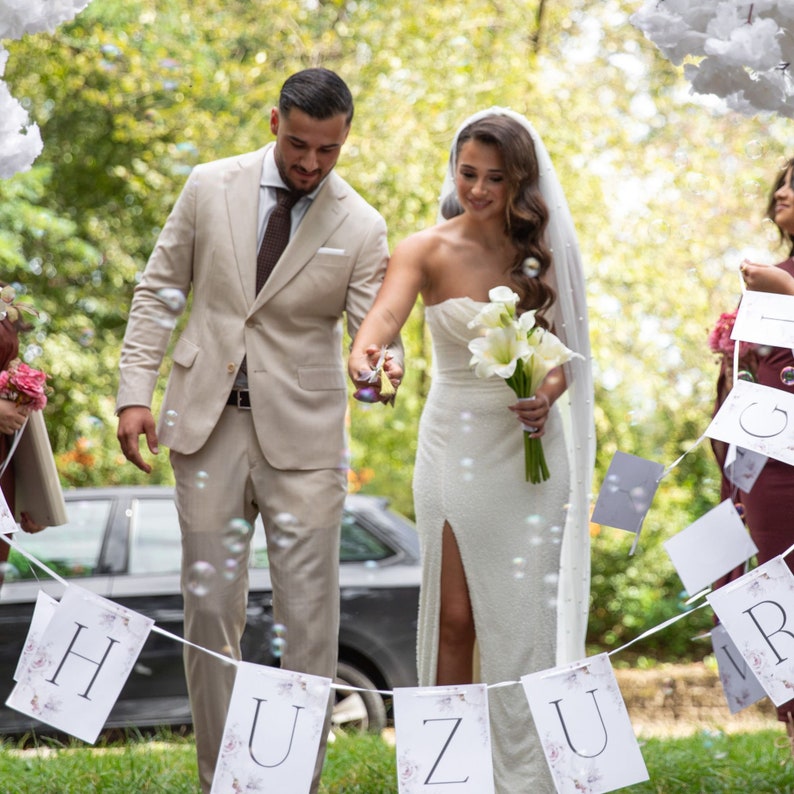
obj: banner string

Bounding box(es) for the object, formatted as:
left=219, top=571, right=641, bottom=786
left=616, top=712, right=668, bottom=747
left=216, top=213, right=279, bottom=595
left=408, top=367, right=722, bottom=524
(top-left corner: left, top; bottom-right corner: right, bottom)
left=1, top=531, right=390, bottom=696
left=9, top=499, right=775, bottom=699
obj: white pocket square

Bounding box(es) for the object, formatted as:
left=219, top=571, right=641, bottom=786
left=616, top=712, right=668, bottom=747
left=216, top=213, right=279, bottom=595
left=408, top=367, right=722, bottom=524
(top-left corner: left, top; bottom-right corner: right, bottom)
left=317, top=247, right=346, bottom=255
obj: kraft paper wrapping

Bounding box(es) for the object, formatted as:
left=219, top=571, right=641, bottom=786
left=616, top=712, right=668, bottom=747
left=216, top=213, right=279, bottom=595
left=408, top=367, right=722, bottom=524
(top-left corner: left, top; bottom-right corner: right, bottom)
left=14, top=411, right=67, bottom=526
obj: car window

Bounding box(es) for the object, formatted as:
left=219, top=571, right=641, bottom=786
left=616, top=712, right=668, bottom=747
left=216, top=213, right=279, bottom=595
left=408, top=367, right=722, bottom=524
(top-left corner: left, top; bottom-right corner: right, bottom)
left=128, top=498, right=182, bottom=575
left=249, top=510, right=394, bottom=569
left=339, top=512, right=393, bottom=561
left=7, top=498, right=111, bottom=580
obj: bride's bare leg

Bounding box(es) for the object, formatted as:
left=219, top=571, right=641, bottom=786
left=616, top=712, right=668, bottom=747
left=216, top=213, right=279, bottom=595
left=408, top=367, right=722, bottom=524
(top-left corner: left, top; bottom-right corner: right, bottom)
left=436, top=521, right=475, bottom=686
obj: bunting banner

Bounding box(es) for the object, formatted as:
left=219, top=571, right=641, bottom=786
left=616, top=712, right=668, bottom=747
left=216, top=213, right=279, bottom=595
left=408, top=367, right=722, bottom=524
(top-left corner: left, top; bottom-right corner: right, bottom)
left=663, top=499, right=758, bottom=596
left=707, top=556, right=794, bottom=707
left=731, top=290, right=794, bottom=350
left=521, top=653, right=649, bottom=794
left=211, top=662, right=332, bottom=794
left=590, top=451, right=664, bottom=535
left=706, top=379, right=794, bottom=467
left=711, top=623, right=767, bottom=714
left=6, top=584, right=153, bottom=743
left=393, top=683, right=494, bottom=793
left=722, top=443, right=766, bottom=493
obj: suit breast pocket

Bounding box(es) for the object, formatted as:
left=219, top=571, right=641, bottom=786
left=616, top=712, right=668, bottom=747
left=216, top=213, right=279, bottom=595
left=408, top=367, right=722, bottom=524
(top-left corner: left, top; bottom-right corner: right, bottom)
left=312, top=252, right=352, bottom=269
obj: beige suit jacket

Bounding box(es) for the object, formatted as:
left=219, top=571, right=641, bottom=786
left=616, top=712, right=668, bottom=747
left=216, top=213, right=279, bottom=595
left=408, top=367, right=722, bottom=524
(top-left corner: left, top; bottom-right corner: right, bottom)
left=117, top=144, right=398, bottom=470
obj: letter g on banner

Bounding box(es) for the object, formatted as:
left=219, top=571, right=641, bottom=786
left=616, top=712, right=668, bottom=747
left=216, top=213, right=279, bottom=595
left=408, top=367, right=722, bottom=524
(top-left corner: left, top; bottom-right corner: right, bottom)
left=739, top=402, right=788, bottom=439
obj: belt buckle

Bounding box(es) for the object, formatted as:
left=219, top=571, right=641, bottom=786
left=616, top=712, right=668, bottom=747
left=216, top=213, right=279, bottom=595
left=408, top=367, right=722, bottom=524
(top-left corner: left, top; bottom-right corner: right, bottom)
left=234, top=389, right=251, bottom=410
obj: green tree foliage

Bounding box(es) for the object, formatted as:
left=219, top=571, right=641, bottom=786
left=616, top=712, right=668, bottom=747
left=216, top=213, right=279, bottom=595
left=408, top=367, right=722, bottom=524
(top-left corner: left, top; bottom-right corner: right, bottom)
left=2, top=0, right=792, bottom=659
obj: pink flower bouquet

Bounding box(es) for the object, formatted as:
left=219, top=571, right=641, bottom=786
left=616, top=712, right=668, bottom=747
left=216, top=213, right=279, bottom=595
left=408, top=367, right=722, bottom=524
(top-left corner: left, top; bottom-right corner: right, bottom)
left=0, top=358, right=50, bottom=410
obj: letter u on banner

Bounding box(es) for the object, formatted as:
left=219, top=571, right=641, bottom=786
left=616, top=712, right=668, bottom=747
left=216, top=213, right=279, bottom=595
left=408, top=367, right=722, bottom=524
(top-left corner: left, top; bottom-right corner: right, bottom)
left=211, top=662, right=332, bottom=794
left=393, top=683, right=494, bottom=794
left=521, top=653, right=648, bottom=794
left=708, top=556, right=794, bottom=707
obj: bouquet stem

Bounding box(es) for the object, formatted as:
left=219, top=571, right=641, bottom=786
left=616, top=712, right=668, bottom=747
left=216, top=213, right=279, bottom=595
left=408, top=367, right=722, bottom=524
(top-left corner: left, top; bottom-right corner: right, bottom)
left=524, top=431, right=550, bottom=484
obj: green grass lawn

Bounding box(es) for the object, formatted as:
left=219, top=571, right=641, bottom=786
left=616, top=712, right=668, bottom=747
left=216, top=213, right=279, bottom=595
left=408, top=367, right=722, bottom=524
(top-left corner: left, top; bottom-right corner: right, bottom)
left=0, top=728, right=792, bottom=793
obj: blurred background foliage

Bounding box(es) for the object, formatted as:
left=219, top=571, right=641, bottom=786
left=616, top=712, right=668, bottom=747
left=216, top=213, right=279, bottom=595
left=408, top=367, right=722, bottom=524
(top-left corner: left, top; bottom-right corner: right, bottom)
left=2, top=0, right=793, bottom=662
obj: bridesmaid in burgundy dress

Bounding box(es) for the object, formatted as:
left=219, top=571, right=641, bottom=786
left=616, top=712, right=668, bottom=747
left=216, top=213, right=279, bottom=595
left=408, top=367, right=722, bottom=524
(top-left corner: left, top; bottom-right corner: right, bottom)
left=0, top=309, right=45, bottom=577
left=712, top=158, right=794, bottom=747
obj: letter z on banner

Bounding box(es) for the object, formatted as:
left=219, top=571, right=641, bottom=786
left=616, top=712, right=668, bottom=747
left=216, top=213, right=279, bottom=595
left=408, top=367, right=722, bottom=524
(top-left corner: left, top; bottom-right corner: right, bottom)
left=393, top=683, right=494, bottom=793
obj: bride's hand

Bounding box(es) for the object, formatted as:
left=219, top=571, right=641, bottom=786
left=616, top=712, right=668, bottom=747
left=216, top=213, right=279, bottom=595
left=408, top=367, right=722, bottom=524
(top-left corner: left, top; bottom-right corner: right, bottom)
left=0, top=398, right=28, bottom=435
left=510, top=393, right=550, bottom=437
left=349, top=345, right=402, bottom=404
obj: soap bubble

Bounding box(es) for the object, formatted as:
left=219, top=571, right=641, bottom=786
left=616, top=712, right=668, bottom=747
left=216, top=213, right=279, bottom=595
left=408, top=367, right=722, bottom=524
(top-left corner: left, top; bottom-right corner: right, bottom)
left=511, top=557, right=527, bottom=579
left=223, top=518, right=252, bottom=555
left=186, top=561, right=216, bottom=596
left=156, top=288, right=186, bottom=313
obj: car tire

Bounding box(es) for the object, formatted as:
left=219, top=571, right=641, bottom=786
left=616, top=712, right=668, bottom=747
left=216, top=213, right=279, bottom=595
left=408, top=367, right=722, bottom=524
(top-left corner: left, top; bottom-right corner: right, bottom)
left=332, top=661, right=387, bottom=735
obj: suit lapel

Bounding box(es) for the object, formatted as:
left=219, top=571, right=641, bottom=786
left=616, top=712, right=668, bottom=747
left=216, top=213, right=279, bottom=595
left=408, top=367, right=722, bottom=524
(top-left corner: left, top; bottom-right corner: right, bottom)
left=225, top=147, right=268, bottom=306
left=250, top=172, right=349, bottom=312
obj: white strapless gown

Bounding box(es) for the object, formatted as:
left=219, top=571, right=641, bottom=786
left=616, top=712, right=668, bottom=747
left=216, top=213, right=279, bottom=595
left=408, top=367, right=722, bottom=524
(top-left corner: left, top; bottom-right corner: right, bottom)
left=413, top=297, right=569, bottom=794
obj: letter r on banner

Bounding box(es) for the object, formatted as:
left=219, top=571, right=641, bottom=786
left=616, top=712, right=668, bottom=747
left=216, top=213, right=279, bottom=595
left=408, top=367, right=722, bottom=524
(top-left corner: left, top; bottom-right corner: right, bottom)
left=708, top=556, right=794, bottom=707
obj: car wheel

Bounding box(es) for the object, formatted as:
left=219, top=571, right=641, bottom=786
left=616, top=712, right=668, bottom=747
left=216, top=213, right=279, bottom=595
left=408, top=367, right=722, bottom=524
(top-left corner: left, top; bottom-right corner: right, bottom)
left=331, top=661, right=387, bottom=735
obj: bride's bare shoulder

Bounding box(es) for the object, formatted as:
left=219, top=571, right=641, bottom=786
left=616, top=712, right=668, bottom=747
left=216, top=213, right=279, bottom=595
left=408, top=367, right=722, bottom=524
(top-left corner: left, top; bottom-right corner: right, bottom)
left=393, top=218, right=462, bottom=260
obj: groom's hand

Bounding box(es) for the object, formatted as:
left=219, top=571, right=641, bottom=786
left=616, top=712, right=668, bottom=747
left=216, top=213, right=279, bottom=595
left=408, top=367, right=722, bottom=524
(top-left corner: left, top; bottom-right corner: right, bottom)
left=117, top=406, right=159, bottom=474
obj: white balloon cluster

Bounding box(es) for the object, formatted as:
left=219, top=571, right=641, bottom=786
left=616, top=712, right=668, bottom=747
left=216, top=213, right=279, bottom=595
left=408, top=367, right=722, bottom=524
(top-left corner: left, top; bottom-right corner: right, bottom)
left=631, top=0, right=794, bottom=118
left=0, top=0, right=93, bottom=179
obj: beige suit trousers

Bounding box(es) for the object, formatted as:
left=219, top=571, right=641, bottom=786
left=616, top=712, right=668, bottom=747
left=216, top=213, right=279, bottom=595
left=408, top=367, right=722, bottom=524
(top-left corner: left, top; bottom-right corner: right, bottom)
left=171, top=404, right=346, bottom=792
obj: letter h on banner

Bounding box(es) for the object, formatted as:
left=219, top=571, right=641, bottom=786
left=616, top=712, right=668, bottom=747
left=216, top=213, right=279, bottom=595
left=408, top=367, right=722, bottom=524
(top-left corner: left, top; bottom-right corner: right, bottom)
left=6, top=585, right=154, bottom=743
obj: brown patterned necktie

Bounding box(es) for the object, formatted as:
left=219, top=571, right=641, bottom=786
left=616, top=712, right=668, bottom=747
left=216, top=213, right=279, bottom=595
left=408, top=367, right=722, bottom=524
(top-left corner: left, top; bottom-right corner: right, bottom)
left=239, top=188, right=300, bottom=376
left=256, top=188, right=300, bottom=293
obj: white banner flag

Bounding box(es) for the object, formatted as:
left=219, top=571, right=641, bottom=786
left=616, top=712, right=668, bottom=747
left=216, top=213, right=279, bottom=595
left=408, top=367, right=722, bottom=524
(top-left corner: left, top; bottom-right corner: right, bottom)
left=663, top=499, right=757, bottom=595
left=393, top=683, right=494, bottom=794
left=711, top=623, right=767, bottom=714
left=706, top=379, right=794, bottom=467
left=14, top=589, right=59, bottom=681
left=521, top=653, right=649, bottom=794
left=731, top=290, right=794, bottom=349
left=211, top=662, right=332, bottom=794
left=591, top=451, right=663, bottom=535
left=6, top=584, right=153, bottom=743
left=708, top=556, right=794, bottom=707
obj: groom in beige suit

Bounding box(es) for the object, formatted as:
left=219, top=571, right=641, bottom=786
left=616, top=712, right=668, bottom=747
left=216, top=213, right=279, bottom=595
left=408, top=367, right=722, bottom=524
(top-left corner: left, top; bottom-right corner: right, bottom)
left=116, top=68, right=401, bottom=792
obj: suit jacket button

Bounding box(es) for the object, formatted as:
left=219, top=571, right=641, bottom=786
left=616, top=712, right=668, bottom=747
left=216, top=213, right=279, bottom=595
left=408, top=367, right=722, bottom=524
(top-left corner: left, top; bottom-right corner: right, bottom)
left=227, top=363, right=236, bottom=373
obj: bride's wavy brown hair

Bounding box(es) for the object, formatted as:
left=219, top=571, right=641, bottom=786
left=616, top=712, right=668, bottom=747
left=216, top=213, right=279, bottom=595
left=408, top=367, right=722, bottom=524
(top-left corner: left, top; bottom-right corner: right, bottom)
left=444, top=115, right=555, bottom=325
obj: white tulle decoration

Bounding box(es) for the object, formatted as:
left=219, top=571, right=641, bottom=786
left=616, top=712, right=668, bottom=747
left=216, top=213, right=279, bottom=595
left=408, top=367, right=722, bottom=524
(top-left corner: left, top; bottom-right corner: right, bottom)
left=631, top=0, right=794, bottom=118
left=0, top=0, right=93, bottom=178
left=0, top=0, right=93, bottom=40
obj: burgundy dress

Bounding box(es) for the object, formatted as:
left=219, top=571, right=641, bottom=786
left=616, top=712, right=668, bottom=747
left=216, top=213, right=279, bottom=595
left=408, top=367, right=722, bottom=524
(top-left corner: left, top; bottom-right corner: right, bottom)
left=712, top=258, right=794, bottom=722
left=0, top=318, right=20, bottom=566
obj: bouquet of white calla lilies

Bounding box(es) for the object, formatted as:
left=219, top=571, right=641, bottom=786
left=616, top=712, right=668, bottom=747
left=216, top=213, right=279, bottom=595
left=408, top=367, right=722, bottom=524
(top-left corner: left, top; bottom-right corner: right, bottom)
left=467, top=286, right=583, bottom=483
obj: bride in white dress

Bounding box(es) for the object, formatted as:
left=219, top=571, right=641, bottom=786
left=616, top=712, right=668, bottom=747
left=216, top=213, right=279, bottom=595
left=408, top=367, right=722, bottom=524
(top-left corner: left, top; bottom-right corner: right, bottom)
left=349, top=108, right=594, bottom=793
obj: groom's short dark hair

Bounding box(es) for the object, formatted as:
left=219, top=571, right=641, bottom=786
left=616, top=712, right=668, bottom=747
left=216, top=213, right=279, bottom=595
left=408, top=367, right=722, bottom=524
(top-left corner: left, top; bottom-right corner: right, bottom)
left=279, top=68, right=354, bottom=125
